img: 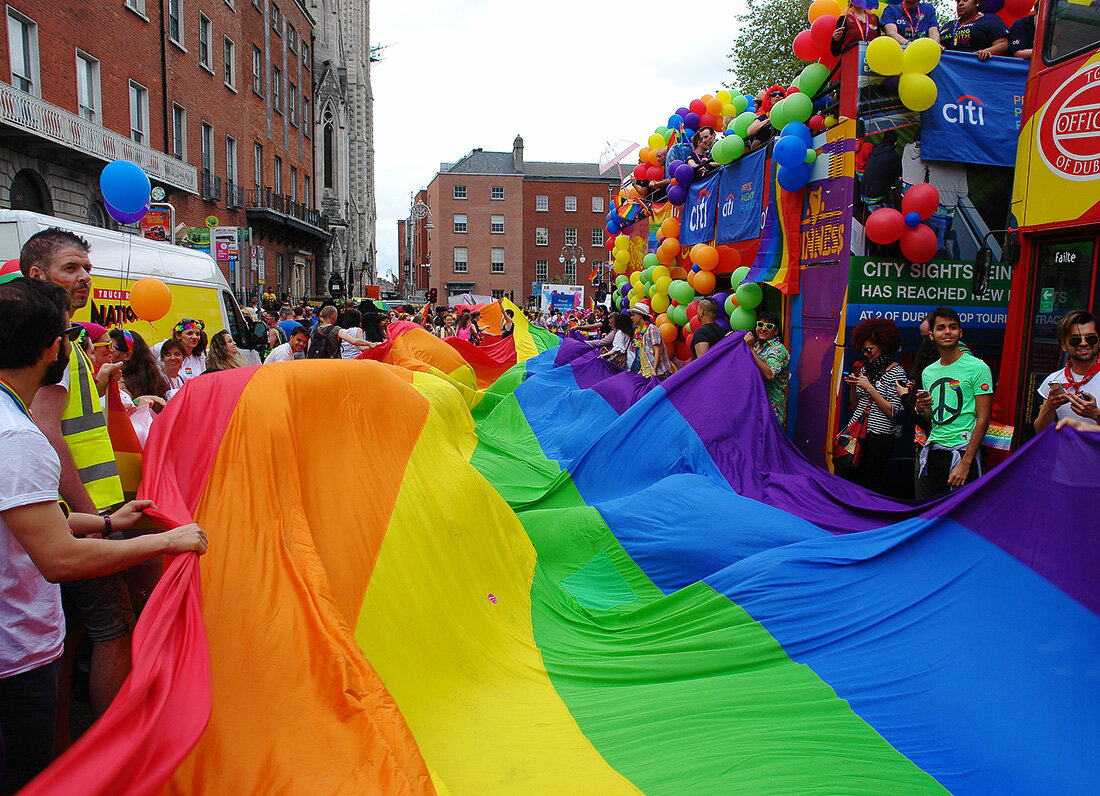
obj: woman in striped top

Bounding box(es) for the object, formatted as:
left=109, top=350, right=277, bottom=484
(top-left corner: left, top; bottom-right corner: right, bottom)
left=843, top=317, right=907, bottom=494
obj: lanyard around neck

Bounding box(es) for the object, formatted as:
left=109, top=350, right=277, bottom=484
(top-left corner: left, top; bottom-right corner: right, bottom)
left=0, top=378, right=32, bottom=421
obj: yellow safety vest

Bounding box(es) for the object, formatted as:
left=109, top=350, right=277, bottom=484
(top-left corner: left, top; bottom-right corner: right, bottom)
left=61, top=344, right=123, bottom=510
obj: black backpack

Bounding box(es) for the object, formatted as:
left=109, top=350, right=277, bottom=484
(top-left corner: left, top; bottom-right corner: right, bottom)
left=306, top=324, right=341, bottom=359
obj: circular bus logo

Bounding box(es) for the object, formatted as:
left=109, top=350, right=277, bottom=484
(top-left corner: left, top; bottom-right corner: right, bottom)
left=1037, top=63, right=1100, bottom=181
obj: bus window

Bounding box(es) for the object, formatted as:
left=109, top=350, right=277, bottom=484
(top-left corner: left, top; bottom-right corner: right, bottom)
left=1044, top=0, right=1100, bottom=64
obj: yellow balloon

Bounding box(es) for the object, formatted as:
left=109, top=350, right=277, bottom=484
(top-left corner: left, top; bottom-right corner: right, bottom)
left=655, top=275, right=672, bottom=294
left=898, top=73, right=938, bottom=112
left=615, top=236, right=629, bottom=249
left=648, top=132, right=665, bottom=149
left=613, top=262, right=627, bottom=274
left=652, top=265, right=670, bottom=282
left=902, top=37, right=941, bottom=75
left=629, top=271, right=642, bottom=286
left=716, top=90, right=732, bottom=104
left=865, top=36, right=903, bottom=76
left=650, top=293, right=670, bottom=313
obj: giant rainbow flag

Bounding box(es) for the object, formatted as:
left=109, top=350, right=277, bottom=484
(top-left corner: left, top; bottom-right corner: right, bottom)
left=22, top=303, right=1100, bottom=794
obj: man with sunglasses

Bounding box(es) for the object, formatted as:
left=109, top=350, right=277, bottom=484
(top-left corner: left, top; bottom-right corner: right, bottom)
left=1034, top=310, right=1100, bottom=433
left=744, top=310, right=790, bottom=425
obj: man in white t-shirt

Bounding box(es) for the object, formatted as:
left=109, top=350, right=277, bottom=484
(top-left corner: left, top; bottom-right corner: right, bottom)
left=1034, top=310, right=1100, bottom=433
left=264, top=326, right=309, bottom=363
left=0, top=278, right=207, bottom=789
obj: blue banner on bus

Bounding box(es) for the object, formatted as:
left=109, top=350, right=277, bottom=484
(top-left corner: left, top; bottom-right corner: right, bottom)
left=920, top=52, right=1029, bottom=168
left=716, top=148, right=767, bottom=244
left=680, top=171, right=720, bottom=246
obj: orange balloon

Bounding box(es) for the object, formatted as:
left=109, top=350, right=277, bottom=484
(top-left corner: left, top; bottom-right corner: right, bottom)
left=656, top=247, right=675, bottom=265
left=670, top=266, right=689, bottom=279
left=129, top=277, right=172, bottom=322
left=690, top=243, right=707, bottom=262
left=695, top=245, right=720, bottom=271
left=686, top=270, right=697, bottom=289
left=655, top=312, right=670, bottom=327
left=706, top=97, right=724, bottom=117
left=808, top=0, right=841, bottom=22
left=659, top=322, right=678, bottom=344
left=700, top=94, right=714, bottom=103
left=659, top=238, right=680, bottom=257
left=693, top=269, right=716, bottom=294
left=647, top=149, right=661, bottom=166
left=660, top=217, right=681, bottom=239
left=638, top=147, right=651, bottom=163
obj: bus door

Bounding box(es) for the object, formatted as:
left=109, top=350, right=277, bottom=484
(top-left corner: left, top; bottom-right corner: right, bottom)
left=1015, top=236, right=1100, bottom=441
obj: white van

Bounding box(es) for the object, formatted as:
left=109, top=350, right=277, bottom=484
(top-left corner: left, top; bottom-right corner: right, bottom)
left=0, top=209, right=261, bottom=363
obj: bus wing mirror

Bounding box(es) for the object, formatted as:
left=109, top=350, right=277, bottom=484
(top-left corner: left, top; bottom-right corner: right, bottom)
left=973, top=247, right=993, bottom=298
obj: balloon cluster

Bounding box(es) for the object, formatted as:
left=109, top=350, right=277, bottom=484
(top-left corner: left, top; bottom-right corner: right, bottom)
left=865, top=37, right=941, bottom=112
left=794, top=0, right=847, bottom=62
left=864, top=183, right=941, bottom=263
left=100, top=160, right=152, bottom=225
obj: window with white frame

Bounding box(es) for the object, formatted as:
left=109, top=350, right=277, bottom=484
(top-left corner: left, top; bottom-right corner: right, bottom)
left=491, top=248, right=505, bottom=274
left=171, top=104, right=186, bottom=159
left=535, top=227, right=548, bottom=246
left=591, top=228, right=604, bottom=247
left=302, top=96, right=310, bottom=136
left=201, top=122, right=214, bottom=174
left=304, top=175, right=311, bottom=208
left=288, top=82, right=297, bottom=125
left=301, top=43, right=309, bottom=68
left=536, top=260, right=548, bottom=282
left=453, top=214, right=467, bottom=233
left=271, top=2, right=280, bottom=32
left=253, top=142, right=263, bottom=190
left=287, top=23, right=296, bottom=51
left=7, top=10, right=39, bottom=95
left=75, top=52, right=100, bottom=122
left=564, top=261, right=576, bottom=283
left=592, top=195, right=605, bottom=213
left=168, top=0, right=182, bottom=44
left=491, top=185, right=504, bottom=200
left=223, top=37, right=235, bottom=87
left=565, top=195, right=577, bottom=212
left=453, top=184, right=467, bottom=199
left=490, top=214, right=504, bottom=234
left=290, top=165, right=297, bottom=202
left=126, top=0, right=146, bottom=15
left=226, top=135, right=237, bottom=185
left=565, top=228, right=577, bottom=246
left=535, top=195, right=548, bottom=212
left=129, top=81, right=149, bottom=144
left=272, top=66, right=281, bottom=112
left=274, top=155, right=282, bottom=194
left=453, top=247, right=468, bottom=273
left=251, top=46, right=262, bottom=94
left=198, top=14, right=211, bottom=68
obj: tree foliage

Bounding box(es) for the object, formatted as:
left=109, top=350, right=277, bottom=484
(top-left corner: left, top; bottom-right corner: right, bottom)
left=727, top=0, right=811, bottom=95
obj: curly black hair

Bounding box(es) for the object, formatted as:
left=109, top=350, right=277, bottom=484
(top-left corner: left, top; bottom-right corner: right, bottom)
left=851, top=317, right=902, bottom=357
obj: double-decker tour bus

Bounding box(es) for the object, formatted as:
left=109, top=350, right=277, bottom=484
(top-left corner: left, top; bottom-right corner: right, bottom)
left=994, top=0, right=1100, bottom=445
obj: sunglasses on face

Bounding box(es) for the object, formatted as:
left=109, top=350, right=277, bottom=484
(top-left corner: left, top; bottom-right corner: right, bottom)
left=756, top=321, right=777, bottom=331
left=63, top=324, right=84, bottom=342
left=1068, top=334, right=1099, bottom=347
left=863, top=346, right=875, bottom=354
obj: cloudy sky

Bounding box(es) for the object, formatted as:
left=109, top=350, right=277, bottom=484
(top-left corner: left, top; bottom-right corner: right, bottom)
left=369, top=0, right=747, bottom=283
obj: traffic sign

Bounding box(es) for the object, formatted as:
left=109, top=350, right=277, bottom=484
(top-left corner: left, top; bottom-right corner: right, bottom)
left=205, top=215, right=219, bottom=229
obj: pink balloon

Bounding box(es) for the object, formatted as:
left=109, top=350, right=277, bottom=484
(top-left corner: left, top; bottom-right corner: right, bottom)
left=900, top=224, right=939, bottom=263
left=865, top=208, right=906, bottom=244
left=902, top=183, right=940, bottom=220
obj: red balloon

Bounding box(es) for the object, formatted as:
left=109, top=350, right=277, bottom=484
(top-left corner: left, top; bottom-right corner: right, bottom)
left=605, top=235, right=616, bottom=250
left=633, top=163, right=648, bottom=180
left=689, top=99, right=707, bottom=116
left=899, top=223, right=939, bottom=263
left=646, top=165, right=664, bottom=181
left=687, top=300, right=700, bottom=319
left=675, top=341, right=692, bottom=361
left=718, top=245, right=741, bottom=271
left=865, top=208, right=906, bottom=244
left=688, top=316, right=702, bottom=333
left=808, top=114, right=825, bottom=131
left=902, top=183, right=940, bottom=220
left=793, top=30, right=824, bottom=62
left=810, top=14, right=837, bottom=49
left=699, top=113, right=718, bottom=129
left=1003, top=0, right=1032, bottom=18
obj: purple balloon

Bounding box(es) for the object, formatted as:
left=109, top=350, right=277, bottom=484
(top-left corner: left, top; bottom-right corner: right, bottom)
left=676, top=106, right=690, bottom=118
left=984, top=0, right=1004, bottom=11
left=712, top=292, right=730, bottom=316
left=620, top=283, right=631, bottom=297
left=683, top=112, right=701, bottom=130
left=105, top=199, right=149, bottom=225
left=667, top=184, right=688, bottom=206
left=673, top=163, right=695, bottom=186
left=716, top=317, right=732, bottom=332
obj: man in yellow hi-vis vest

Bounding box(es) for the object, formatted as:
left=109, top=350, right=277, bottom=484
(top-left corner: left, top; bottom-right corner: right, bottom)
left=24, top=228, right=134, bottom=720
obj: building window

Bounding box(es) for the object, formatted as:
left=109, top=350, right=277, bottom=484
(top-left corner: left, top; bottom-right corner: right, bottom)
left=288, top=82, right=297, bottom=125
left=535, top=227, right=548, bottom=246
left=592, top=195, right=605, bottom=213
left=75, top=52, right=100, bottom=122
left=304, top=175, right=311, bottom=208
left=274, top=155, right=282, bottom=194
left=490, top=185, right=504, bottom=200
left=302, top=96, right=310, bottom=136
left=272, top=66, right=281, bottom=112
left=223, top=37, right=235, bottom=88
left=126, top=0, right=146, bottom=15
left=453, top=184, right=467, bottom=200
left=490, top=248, right=505, bottom=274
left=226, top=135, right=237, bottom=185
left=129, top=81, right=149, bottom=144
left=564, top=261, right=576, bottom=283
left=253, top=143, right=263, bottom=190
left=201, top=122, right=214, bottom=174
left=565, top=195, right=577, bottom=212
left=491, top=289, right=505, bottom=299
left=565, top=227, right=577, bottom=246
left=290, top=165, right=297, bottom=202
left=198, top=14, right=211, bottom=68
left=453, top=214, right=467, bottom=234
left=251, top=46, right=262, bottom=94
left=453, top=247, right=468, bottom=273
left=171, top=104, right=186, bottom=159
left=287, top=23, right=296, bottom=51
left=271, top=2, right=280, bottom=32
left=322, top=110, right=334, bottom=188
left=535, top=194, right=548, bottom=212
left=536, top=260, right=548, bottom=283
left=490, top=214, right=504, bottom=234
left=591, top=228, right=604, bottom=247
left=168, top=0, right=182, bottom=44
left=301, top=43, right=309, bottom=68
left=7, top=10, right=39, bottom=95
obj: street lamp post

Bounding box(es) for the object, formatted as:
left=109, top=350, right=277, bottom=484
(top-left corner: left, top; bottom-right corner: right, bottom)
left=410, top=196, right=433, bottom=300
left=559, top=244, right=586, bottom=284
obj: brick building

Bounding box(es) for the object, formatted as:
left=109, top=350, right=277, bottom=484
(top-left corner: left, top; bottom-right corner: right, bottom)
left=412, top=136, right=618, bottom=305
left=0, top=0, right=330, bottom=303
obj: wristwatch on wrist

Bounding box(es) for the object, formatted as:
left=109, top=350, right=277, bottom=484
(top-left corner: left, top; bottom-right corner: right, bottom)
left=99, top=509, right=112, bottom=535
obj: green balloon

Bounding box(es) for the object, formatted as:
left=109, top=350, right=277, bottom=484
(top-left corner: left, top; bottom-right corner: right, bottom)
left=800, top=63, right=830, bottom=98
left=647, top=283, right=658, bottom=298
left=732, top=111, right=757, bottom=139
left=642, top=253, right=659, bottom=269
left=725, top=134, right=745, bottom=161
left=642, top=266, right=655, bottom=283
left=804, top=149, right=818, bottom=165
left=711, top=137, right=734, bottom=166
left=783, top=92, right=813, bottom=124
left=731, top=266, right=751, bottom=284
left=768, top=99, right=787, bottom=131
left=615, top=275, right=628, bottom=287
left=669, top=279, right=695, bottom=306
left=730, top=305, right=757, bottom=331
left=736, top=281, right=763, bottom=310
left=725, top=295, right=737, bottom=317
left=732, top=94, right=748, bottom=114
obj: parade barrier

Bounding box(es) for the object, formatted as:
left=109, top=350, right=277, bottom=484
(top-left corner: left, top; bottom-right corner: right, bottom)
left=23, top=323, right=1100, bottom=794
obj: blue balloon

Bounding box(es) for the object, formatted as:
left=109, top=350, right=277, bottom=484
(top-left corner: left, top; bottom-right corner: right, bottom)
left=744, top=95, right=756, bottom=112
left=776, top=164, right=810, bottom=192
left=100, top=160, right=151, bottom=214
left=905, top=211, right=922, bottom=228
left=773, top=135, right=808, bottom=169
left=668, top=113, right=684, bottom=130
left=683, top=112, right=701, bottom=130
left=781, top=121, right=813, bottom=147
left=681, top=128, right=696, bottom=142
left=104, top=198, right=149, bottom=225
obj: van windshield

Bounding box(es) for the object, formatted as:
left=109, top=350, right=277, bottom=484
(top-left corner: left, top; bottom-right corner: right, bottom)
left=1044, top=0, right=1100, bottom=64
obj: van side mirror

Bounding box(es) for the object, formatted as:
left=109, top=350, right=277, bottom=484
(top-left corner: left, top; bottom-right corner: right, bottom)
left=973, top=247, right=992, bottom=298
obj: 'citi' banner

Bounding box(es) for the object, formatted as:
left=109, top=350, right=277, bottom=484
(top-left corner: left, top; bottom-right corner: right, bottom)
left=716, top=149, right=767, bottom=244
left=680, top=171, right=720, bottom=246
left=920, top=51, right=1029, bottom=168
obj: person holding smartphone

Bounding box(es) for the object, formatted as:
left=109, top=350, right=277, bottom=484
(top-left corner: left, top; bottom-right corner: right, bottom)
left=1033, top=310, right=1100, bottom=433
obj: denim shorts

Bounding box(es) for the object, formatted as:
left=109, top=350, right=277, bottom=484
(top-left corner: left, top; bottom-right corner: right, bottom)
left=61, top=570, right=136, bottom=643
left=0, top=659, right=60, bottom=790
